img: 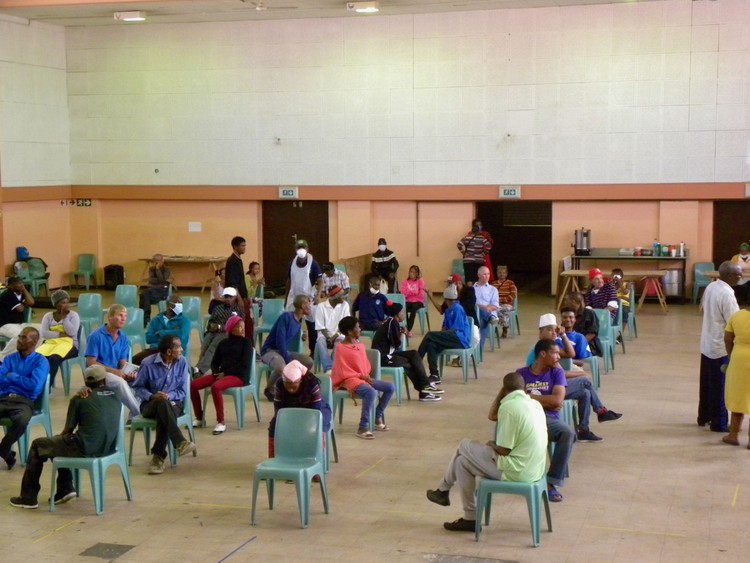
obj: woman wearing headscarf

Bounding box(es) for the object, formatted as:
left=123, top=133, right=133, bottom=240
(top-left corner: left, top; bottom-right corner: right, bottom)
left=37, top=290, right=80, bottom=388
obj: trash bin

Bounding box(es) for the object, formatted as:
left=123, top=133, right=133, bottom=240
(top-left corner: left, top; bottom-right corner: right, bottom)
left=662, top=270, right=683, bottom=297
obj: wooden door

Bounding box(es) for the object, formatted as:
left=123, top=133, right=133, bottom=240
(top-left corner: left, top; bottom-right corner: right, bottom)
left=262, top=201, right=329, bottom=291
left=713, top=201, right=750, bottom=264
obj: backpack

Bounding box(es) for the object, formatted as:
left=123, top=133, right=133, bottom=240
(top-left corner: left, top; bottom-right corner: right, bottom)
left=16, top=247, right=29, bottom=261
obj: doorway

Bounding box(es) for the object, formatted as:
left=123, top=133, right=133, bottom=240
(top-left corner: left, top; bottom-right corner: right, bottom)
left=713, top=201, right=750, bottom=264
left=262, top=201, right=329, bottom=293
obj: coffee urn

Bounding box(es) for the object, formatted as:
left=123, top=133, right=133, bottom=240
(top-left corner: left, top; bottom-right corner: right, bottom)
left=574, top=228, right=592, bottom=256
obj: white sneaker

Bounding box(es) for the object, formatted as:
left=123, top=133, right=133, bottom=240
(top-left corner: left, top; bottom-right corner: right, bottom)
left=419, top=393, right=442, bottom=402
left=489, top=315, right=500, bottom=325
left=192, top=418, right=202, bottom=428
left=424, top=383, right=444, bottom=394
left=213, top=422, right=226, bottom=435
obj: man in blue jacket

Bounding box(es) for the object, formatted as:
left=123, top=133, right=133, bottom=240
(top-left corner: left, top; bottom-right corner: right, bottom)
left=133, top=295, right=190, bottom=364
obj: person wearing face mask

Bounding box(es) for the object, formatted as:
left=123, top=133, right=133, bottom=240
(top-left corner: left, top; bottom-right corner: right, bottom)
left=132, top=294, right=190, bottom=365
left=138, top=254, right=173, bottom=327
left=456, top=219, right=493, bottom=284
left=285, top=239, right=324, bottom=356
left=194, top=288, right=245, bottom=378
left=371, top=238, right=399, bottom=293
left=731, top=242, right=750, bottom=306
left=584, top=268, right=619, bottom=323
left=352, top=275, right=388, bottom=331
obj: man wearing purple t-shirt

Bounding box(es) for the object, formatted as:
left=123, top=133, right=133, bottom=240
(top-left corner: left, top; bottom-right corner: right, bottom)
left=516, top=339, right=575, bottom=503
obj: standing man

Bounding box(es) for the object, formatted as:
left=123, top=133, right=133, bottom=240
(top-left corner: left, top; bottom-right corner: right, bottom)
left=225, top=236, right=253, bottom=343
left=138, top=254, right=172, bottom=326
left=194, top=288, right=245, bottom=377
left=699, top=261, right=742, bottom=432
left=285, top=239, right=324, bottom=356
left=474, top=266, right=500, bottom=352
left=132, top=335, right=196, bottom=475
left=0, top=327, right=48, bottom=471
left=85, top=304, right=140, bottom=418
left=426, top=372, right=547, bottom=531
left=9, top=365, right=120, bottom=509
left=456, top=219, right=493, bottom=284
left=371, top=238, right=399, bottom=293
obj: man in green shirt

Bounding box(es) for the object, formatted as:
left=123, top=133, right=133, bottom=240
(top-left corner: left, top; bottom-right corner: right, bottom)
left=426, top=371, right=548, bottom=532
left=10, top=365, right=121, bottom=509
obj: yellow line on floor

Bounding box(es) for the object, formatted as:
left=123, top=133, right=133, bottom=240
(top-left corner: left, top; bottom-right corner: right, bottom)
left=589, top=526, right=686, bottom=538
left=356, top=456, right=386, bottom=478
left=33, top=517, right=86, bottom=544
left=732, top=484, right=740, bottom=507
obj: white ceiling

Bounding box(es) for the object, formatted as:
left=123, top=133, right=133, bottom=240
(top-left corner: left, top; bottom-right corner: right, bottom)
left=0, top=0, right=675, bottom=27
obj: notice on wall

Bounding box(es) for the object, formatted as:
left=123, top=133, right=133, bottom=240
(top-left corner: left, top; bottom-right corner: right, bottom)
left=188, top=222, right=202, bottom=233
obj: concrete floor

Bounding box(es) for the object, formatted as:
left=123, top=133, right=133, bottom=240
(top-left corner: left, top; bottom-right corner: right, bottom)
left=2, top=290, right=748, bottom=563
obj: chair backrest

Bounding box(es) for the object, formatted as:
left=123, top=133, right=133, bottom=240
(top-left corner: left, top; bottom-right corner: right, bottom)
left=514, top=296, right=519, bottom=313
left=23, top=306, right=33, bottom=323
left=255, top=284, right=265, bottom=299
left=78, top=293, right=103, bottom=319
left=694, top=262, right=715, bottom=284
left=365, top=348, right=381, bottom=380
left=613, top=298, right=623, bottom=327
left=274, top=408, right=323, bottom=461
left=593, top=309, right=612, bottom=338
left=115, top=285, right=138, bottom=309
left=27, top=258, right=47, bottom=279
left=317, top=374, right=333, bottom=407
left=559, top=357, right=573, bottom=371
left=334, top=264, right=347, bottom=274
left=123, top=307, right=145, bottom=337
left=246, top=347, right=257, bottom=386
left=78, top=253, right=96, bottom=271
left=182, top=296, right=202, bottom=324
left=33, top=371, right=51, bottom=414
left=628, top=284, right=636, bottom=315
left=261, top=299, right=285, bottom=326
left=77, top=325, right=88, bottom=359
left=384, top=293, right=406, bottom=308
left=13, top=261, right=30, bottom=281
left=451, top=259, right=464, bottom=276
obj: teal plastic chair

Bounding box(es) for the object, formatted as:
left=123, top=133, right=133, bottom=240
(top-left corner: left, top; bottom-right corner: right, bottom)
left=508, top=297, right=521, bottom=338
left=626, top=284, right=638, bottom=340
left=437, top=318, right=478, bottom=383
left=255, top=299, right=285, bottom=349
left=416, top=286, right=431, bottom=335
left=0, top=373, right=52, bottom=466
left=334, top=263, right=358, bottom=296
left=114, top=284, right=138, bottom=310
left=128, top=373, right=196, bottom=467
left=50, top=405, right=132, bottom=515
left=692, top=261, right=715, bottom=304
left=580, top=355, right=600, bottom=389
left=122, top=307, right=146, bottom=352
left=332, top=348, right=381, bottom=431
left=251, top=408, right=329, bottom=529
left=593, top=309, right=615, bottom=373
left=61, top=325, right=87, bottom=396
left=69, top=254, right=96, bottom=290
left=315, top=374, right=338, bottom=471
left=475, top=477, right=552, bottom=546
left=181, top=296, right=203, bottom=345
left=451, top=259, right=464, bottom=277
left=380, top=365, right=406, bottom=405
left=201, top=348, right=260, bottom=429
left=77, top=293, right=102, bottom=336
left=16, top=259, right=49, bottom=297
left=611, top=299, right=625, bottom=354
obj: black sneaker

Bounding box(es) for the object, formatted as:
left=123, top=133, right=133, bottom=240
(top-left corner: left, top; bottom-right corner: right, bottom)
left=427, top=375, right=441, bottom=386
left=577, top=428, right=603, bottom=442
left=419, top=392, right=442, bottom=402
left=10, top=496, right=38, bottom=509
left=423, top=383, right=444, bottom=394
left=598, top=410, right=622, bottom=423
left=50, top=490, right=77, bottom=505
left=5, top=451, right=16, bottom=471
left=426, top=489, right=450, bottom=506
left=443, top=518, right=476, bottom=532
left=264, top=388, right=274, bottom=402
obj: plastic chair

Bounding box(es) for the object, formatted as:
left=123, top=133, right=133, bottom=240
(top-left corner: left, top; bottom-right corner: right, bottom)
left=61, top=326, right=87, bottom=396
left=69, top=254, right=96, bottom=290
left=201, top=348, right=261, bottom=429
left=508, top=297, right=521, bottom=338
left=380, top=365, right=406, bottom=405
left=437, top=318, right=478, bottom=383
left=626, top=284, right=638, bottom=340
left=611, top=299, right=625, bottom=354
left=255, top=299, right=285, bottom=349
left=692, top=261, right=715, bottom=304
left=128, top=372, right=196, bottom=467
left=16, top=259, right=49, bottom=297
left=451, top=259, right=465, bottom=277
left=114, top=284, right=138, bottom=310
left=50, top=405, right=132, bottom=515
left=475, top=477, right=552, bottom=546
left=333, top=348, right=381, bottom=431
left=181, top=296, right=203, bottom=345
left=593, top=309, right=615, bottom=372
left=416, top=286, right=431, bottom=335
left=315, top=374, right=338, bottom=471
left=77, top=293, right=102, bottom=336
left=122, top=307, right=147, bottom=352
left=0, top=373, right=52, bottom=466
left=580, top=355, right=600, bottom=389
left=334, top=263, right=358, bottom=296
left=251, top=408, right=329, bottom=529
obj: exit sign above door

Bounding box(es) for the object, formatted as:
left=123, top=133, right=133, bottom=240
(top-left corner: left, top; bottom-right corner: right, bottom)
left=279, top=186, right=299, bottom=199
left=499, top=185, right=521, bottom=199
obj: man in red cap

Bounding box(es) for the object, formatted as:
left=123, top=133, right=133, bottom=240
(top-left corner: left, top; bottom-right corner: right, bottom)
left=584, top=268, right=619, bottom=322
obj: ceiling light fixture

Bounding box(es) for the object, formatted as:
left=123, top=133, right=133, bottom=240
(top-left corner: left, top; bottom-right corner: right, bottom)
left=113, top=11, right=146, bottom=22
left=346, top=1, right=379, bottom=14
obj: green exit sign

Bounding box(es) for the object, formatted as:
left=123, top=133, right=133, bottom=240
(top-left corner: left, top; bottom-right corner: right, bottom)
left=499, top=186, right=521, bottom=199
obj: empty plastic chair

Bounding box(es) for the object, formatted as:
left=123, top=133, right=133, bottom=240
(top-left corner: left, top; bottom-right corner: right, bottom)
left=593, top=309, right=615, bottom=372
left=255, top=299, right=285, bottom=349
left=181, top=296, right=203, bottom=345
left=692, top=261, right=715, bottom=304
left=77, top=293, right=103, bottom=336
left=114, top=285, right=138, bottom=309
left=69, top=254, right=97, bottom=290
left=314, top=374, right=338, bottom=471
left=122, top=308, right=147, bottom=352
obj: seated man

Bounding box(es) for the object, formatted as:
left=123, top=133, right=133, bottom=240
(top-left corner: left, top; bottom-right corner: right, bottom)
left=194, top=287, right=244, bottom=377
left=491, top=265, right=518, bottom=338
left=133, top=295, right=190, bottom=365
left=320, top=262, right=350, bottom=294
left=517, top=339, right=576, bottom=503
left=190, top=315, right=253, bottom=435
left=565, top=292, right=603, bottom=357
left=474, top=266, right=500, bottom=351
left=132, top=335, right=196, bottom=475
left=418, top=285, right=471, bottom=384
left=260, top=294, right=315, bottom=401
left=9, top=365, right=120, bottom=509
left=584, top=268, right=618, bottom=323
left=610, top=268, right=630, bottom=328
left=372, top=301, right=443, bottom=402
left=139, top=254, right=172, bottom=326
left=0, top=327, right=48, bottom=470
left=352, top=275, right=387, bottom=331
left=527, top=314, right=622, bottom=443
left=85, top=304, right=140, bottom=418
left=314, top=286, right=350, bottom=373
left=0, top=276, right=37, bottom=361
left=426, top=372, right=547, bottom=531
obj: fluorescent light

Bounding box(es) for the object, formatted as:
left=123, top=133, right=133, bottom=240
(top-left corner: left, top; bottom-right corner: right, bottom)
left=113, top=11, right=146, bottom=22
left=346, top=2, right=379, bottom=14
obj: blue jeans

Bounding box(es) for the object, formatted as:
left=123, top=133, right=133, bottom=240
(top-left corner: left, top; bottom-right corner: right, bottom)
left=477, top=307, right=494, bottom=351
left=565, top=376, right=604, bottom=430
left=546, top=416, right=575, bottom=487
left=314, top=335, right=341, bottom=372
left=354, top=380, right=394, bottom=430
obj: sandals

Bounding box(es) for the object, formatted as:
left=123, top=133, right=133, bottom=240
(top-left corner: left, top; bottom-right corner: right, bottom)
left=375, top=418, right=389, bottom=432
left=547, top=486, right=563, bottom=502
left=356, top=428, right=374, bottom=440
